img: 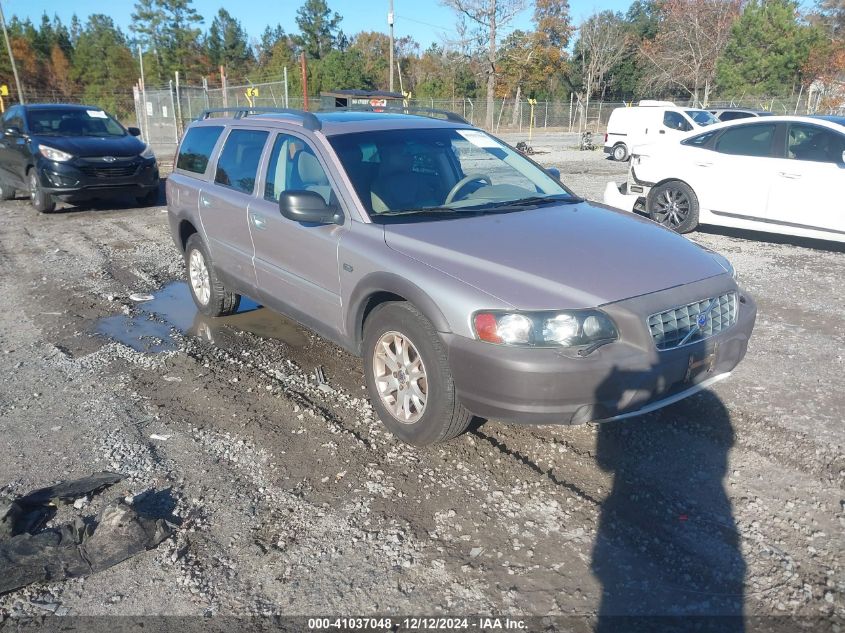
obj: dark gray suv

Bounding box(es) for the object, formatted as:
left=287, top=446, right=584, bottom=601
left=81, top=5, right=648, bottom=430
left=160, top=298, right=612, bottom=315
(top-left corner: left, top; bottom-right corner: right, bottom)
left=167, top=107, right=756, bottom=445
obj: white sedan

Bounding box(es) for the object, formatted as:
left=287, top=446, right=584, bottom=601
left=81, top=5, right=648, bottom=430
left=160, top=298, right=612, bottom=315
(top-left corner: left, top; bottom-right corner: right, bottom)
left=604, top=115, right=845, bottom=243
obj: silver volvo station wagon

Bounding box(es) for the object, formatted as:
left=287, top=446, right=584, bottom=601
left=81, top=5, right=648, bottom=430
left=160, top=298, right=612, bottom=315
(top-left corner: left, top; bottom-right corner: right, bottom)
left=166, top=107, right=756, bottom=445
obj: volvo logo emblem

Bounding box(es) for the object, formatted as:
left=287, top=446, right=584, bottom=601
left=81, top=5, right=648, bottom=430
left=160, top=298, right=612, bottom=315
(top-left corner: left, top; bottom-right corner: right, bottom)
left=697, top=313, right=708, bottom=327
left=102, top=156, right=117, bottom=163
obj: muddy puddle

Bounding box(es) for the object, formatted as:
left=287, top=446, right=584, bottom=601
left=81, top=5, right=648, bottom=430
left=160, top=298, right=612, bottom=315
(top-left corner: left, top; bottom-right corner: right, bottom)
left=96, top=282, right=307, bottom=352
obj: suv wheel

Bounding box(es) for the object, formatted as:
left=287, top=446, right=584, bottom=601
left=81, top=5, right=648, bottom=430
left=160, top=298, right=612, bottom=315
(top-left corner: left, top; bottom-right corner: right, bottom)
left=29, top=171, right=55, bottom=213
left=0, top=181, right=15, bottom=200
left=184, top=234, right=240, bottom=317
left=612, top=143, right=629, bottom=162
left=647, top=181, right=699, bottom=234
left=363, top=302, right=473, bottom=445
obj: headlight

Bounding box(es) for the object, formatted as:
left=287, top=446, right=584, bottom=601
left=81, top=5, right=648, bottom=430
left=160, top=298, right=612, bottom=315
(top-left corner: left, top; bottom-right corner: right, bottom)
left=38, top=145, right=73, bottom=162
left=140, top=145, right=155, bottom=159
left=473, top=309, right=618, bottom=351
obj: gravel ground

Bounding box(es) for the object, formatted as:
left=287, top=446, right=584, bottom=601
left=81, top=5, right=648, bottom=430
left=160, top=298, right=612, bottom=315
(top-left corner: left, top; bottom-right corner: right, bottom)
left=0, top=137, right=842, bottom=628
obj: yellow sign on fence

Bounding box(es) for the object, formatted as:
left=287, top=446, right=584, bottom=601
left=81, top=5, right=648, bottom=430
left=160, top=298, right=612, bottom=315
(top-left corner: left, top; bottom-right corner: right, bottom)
left=0, top=85, right=8, bottom=96
left=245, top=87, right=259, bottom=107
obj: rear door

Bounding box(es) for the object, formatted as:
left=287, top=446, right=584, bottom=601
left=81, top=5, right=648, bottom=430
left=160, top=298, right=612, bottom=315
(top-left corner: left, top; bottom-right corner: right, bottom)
left=248, top=131, right=346, bottom=335
left=766, top=121, right=845, bottom=237
left=699, top=121, right=778, bottom=220
left=200, top=127, right=269, bottom=290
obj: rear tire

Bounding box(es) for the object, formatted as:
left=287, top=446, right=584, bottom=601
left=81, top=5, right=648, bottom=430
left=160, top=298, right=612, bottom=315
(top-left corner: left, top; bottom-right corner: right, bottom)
left=612, top=143, right=629, bottom=162
left=0, top=181, right=15, bottom=200
left=29, top=171, right=55, bottom=213
left=647, top=180, right=699, bottom=234
left=363, top=302, right=473, bottom=446
left=184, top=234, right=240, bottom=317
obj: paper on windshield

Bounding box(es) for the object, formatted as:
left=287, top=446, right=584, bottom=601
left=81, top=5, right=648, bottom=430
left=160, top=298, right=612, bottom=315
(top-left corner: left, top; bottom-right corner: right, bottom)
left=457, top=129, right=503, bottom=149
left=86, top=110, right=108, bottom=119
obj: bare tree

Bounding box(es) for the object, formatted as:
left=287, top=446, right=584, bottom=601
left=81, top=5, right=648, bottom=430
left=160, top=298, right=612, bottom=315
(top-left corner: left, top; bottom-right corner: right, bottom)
left=639, top=0, right=741, bottom=106
left=577, top=11, right=631, bottom=127
left=441, top=0, right=527, bottom=129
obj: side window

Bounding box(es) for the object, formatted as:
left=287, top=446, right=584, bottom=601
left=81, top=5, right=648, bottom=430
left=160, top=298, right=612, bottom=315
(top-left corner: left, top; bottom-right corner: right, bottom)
left=264, top=133, right=334, bottom=205
left=787, top=123, right=845, bottom=164
left=663, top=111, right=691, bottom=132
left=4, top=107, right=23, bottom=132
left=720, top=112, right=753, bottom=122
left=714, top=123, right=775, bottom=158
left=176, top=126, right=223, bottom=174
left=682, top=130, right=718, bottom=148
left=214, top=128, right=269, bottom=194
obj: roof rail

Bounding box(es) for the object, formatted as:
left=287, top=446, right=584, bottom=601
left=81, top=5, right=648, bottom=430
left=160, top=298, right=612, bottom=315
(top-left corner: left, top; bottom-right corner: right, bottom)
left=328, top=105, right=470, bottom=125
left=196, top=107, right=321, bottom=131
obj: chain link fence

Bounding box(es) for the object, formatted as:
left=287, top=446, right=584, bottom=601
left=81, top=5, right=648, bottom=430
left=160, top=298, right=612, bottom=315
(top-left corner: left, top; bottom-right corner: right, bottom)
left=128, top=78, right=843, bottom=170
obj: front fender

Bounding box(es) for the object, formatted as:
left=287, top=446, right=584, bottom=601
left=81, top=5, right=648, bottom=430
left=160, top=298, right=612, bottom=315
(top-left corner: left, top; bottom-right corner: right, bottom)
left=346, top=272, right=452, bottom=354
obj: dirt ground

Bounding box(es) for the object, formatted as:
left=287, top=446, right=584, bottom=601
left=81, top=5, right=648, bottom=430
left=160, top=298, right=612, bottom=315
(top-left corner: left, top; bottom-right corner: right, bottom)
left=0, top=136, right=842, bottom=629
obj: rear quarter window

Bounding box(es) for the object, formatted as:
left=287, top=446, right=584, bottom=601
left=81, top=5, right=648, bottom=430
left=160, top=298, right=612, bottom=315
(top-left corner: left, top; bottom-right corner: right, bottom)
left=176, top=126, right=224, bottom=174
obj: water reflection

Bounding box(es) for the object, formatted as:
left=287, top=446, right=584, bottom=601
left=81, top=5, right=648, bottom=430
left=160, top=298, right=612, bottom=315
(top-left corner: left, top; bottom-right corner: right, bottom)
left=95, top=282, right=307, bottom=352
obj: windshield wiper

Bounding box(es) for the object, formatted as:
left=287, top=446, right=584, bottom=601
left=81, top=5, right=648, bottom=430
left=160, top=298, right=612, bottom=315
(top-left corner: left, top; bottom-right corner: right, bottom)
left=376, top=206, right=464, bottom=217
left=482, top=195, right=580, bottom=211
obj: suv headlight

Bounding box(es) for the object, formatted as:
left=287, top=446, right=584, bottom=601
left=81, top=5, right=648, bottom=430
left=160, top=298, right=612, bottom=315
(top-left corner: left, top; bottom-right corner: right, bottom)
left=473, top=309, right=618, bottom=351
left=38, top=144, right=73, bottom=162
left=140, top=144, right=155, bottom=160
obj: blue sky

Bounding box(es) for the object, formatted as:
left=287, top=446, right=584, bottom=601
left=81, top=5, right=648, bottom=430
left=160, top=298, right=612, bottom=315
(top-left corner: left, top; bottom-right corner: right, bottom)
left=5, top=0, right=633, bottom=48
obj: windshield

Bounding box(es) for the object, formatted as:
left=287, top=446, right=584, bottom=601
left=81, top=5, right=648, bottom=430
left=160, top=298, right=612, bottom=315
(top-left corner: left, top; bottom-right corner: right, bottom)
left=685, top=110, right=719, bottom=127
left=26, top=108, right=127, bottom=137
left=329, top=128, right=576, bottom=219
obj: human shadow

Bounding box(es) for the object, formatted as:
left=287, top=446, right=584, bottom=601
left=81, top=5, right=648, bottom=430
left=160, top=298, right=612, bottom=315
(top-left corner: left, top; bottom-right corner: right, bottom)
left=591, top=366, right=745, bottom=633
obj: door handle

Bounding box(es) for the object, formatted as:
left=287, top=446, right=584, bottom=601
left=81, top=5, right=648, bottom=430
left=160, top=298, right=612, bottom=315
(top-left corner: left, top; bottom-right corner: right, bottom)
left=778, top=172, right=801, bottom=179
left=250, top=212, right=267, bottom=230
left=659, top=130, right=666, bottom=134
left=200, top=195, right=211, bottom=207
left=695, top=161, right=713, bottom=167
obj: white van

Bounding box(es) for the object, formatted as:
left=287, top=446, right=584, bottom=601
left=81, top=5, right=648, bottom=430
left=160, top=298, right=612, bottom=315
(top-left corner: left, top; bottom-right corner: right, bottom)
left=603, top=100, right=718, bottom=161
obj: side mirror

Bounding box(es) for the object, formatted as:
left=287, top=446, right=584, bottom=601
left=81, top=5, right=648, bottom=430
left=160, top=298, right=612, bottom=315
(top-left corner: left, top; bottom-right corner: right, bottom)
left=547, top=167, right=561, bottom=180
left=4, top=125, right=21, bottom=136
left=278, top=190, right=342, bottom=225
left=128, top=127, right=142, bottom=137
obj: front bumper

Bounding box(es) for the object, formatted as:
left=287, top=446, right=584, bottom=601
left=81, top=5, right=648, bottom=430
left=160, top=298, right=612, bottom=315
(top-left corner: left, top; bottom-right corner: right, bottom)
left=36, top=156, right=159, bottom=200
left=602, top=181, right=642, bottom=213
left=445, top=276, right=756, bottom=425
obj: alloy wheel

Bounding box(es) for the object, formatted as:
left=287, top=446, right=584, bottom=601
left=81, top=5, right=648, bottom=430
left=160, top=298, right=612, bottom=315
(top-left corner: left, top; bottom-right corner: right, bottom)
left=373, top=331, right=428, bottom=424
left=652, top=187, right=690, bottom=228
left=188, top=249, right=211, bottom=306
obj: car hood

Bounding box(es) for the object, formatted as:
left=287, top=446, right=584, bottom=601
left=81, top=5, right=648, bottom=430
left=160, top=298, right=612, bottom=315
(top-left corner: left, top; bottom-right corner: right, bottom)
left=33, top=134, right=145, bottom=158
left=382, top=202, right=727, bottom=310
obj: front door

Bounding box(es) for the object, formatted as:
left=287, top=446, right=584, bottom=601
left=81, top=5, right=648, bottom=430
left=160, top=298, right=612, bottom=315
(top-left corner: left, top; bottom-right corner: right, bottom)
left=248, top=132, right=345, bottom=336
left=766, top=122, right=845, bottom=238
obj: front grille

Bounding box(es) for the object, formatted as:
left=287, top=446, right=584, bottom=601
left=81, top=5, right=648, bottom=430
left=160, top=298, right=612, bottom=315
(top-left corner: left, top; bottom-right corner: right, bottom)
left=647, top=292, right=737, bottom=351
left=79, top=162, right=139, bottom=179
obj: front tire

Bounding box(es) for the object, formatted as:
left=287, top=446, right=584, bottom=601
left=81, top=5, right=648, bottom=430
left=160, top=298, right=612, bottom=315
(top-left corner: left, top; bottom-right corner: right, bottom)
left=363, top=302, right=473, bottom=446
left=29, top=171, right=55, bottom=213
left=612, top=143, right=629, bottom=162
left=0, top=181, right=15, bottom=200
left=184, top=234, right=240, bottom=317
left=647, top=181, right=699, bottom=234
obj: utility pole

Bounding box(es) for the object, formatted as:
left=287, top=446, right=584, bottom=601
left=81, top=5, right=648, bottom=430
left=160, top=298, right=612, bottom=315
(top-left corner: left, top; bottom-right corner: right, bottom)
left=0, top=1, right=24, bottom=103
left=300, top=53, right=309, bottom=110
left=138, top=45, right=148, bottom=140
left=388, top=0, right=395, bottom=92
